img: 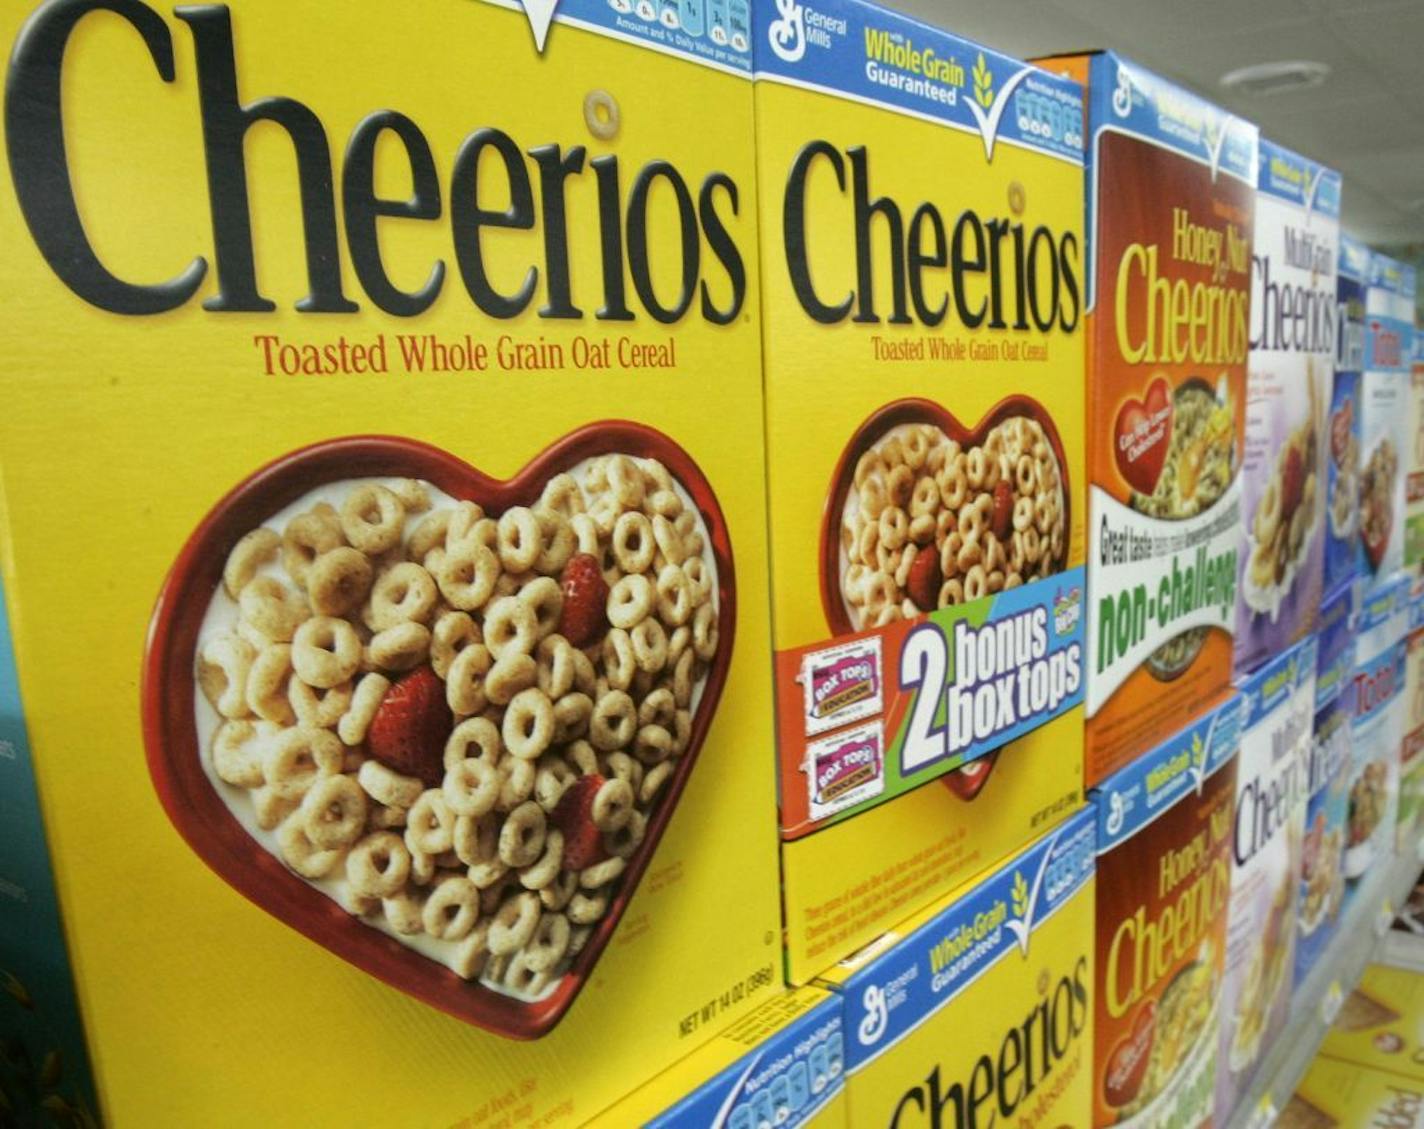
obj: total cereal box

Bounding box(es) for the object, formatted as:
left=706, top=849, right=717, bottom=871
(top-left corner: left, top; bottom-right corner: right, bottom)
left=1326, top=234, right=1369, bottom=600
left=754, top=0, right=1086, bottom=982
left=1091, top=692, right=1241, bottom=1129
left=823, top=808, right=1096, bottom=1129
left=1360, top=253, right=1418, bottom=586
left=1282, top=1055, right=1424, bottom=1129
left=1319, top=964, right=1424, bottom=1086
left=1349, top=575, right=1411, bottom=886
left=0, top=1, right=782, bottom=1123
left=1042, top=52, right=1258, bottom=785
left=588, top=986, right=846, bottom=1129
left=1216, top=635, right=1315, bottom=1123
left=1296, top=580, right=1357, bottom=989
left=1234, top=141, right=1339, bottom=674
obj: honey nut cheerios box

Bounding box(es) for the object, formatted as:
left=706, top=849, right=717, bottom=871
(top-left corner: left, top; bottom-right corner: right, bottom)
left=753, top=0, right=1087, bottom=985
left=588, top=985, right=846, bottom=1128
left=820, top=806, right=1096, bottom=1128
left=1282, top=1055, right=1424, bottom=1129
left=1090, top=690, right=1241, bottom=1129
left=0, top=0, right=782, bottom=1123
left=1234, top=140, right=1339, bottom=676
left=1039, top=52, right=1258, bottom=786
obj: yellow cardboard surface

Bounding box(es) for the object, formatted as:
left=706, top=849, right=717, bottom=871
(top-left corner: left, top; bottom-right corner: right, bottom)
left=0, top=1, right=780, bottom=1123
left=1319, top=964, right=1424, bottom=1084
left=1284, top=1055, right=1424, bottom=1128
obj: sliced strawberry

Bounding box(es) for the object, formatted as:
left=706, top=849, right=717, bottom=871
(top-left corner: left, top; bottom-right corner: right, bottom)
left=561, top=552, right=610, bottom=648
left=366, top=665, right=451, bottom=787
left=552, top=773, right=608, bottom=870
left=906, top=547, right=941, bottom=613
left=991, top=480, right=1014, bottom=542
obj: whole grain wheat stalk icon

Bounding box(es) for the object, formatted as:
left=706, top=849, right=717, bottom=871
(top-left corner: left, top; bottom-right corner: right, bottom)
left=973, top=53, right=994, bottom=109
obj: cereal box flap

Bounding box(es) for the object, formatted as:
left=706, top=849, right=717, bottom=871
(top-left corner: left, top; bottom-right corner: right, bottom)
left=643, top=987, right=845, bottom=1128
left=753, top=0, right=1083, bottom=165
left=1256, top=137, right=1341, bottom=218
left=830, top=807, right=1094, bottom=1072
left=1340, top=233, right=1371, bottom=282
left=1315, top=579, right=1360, bottom=711
left=1361, top=573, right=1412, bottom=636
left=1237, top=634, right=1318, bottom=730
left=1092, top=690, right=1242, bottom=852
left=493, top=0, right=753, bottom=70
left=1371, top=252, right=1418, bottom=298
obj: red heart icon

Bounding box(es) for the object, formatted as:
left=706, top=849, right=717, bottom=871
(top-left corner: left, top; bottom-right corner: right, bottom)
left=819, top=395, right=1074, bottom=804
left=1103, top=999, right=1157, bottom=1108
left=1113, top=377, right=1173, bottom=496
left=142, top=427, right=735, bottom=1039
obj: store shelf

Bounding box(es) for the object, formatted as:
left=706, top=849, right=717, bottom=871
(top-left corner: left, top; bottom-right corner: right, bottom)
left=1227, top=840, right=1424, bottom=1129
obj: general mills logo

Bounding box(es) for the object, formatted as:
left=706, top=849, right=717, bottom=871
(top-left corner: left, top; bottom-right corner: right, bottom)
left=857, top=983, right=888, bottom=1046
left=1111, top=64, right=1132, bottom=118
left=768, top=0, right=806, bottom=62
left=1106, top=790, right=1126, bottom=836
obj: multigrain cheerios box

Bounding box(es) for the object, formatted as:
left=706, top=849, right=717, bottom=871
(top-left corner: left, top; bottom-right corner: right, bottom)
left=754, top=0, right=1087, bottom=982
left=1326, top=234, right=1369, bottom=600
left=823, top=808, right=1096, bottom=1128
left=589, top=986, right=846, bottom=1128
left=1040, top=52, right=1257, bottom=785
left=1360, top=253, right=1418, bottom=587
left=1296, top=580, right=1356, bottom=989
left=0, top=0, right=783, bottom=1123
left=1215, top=634, right=1315, bottom=1123
left=1281, top=1055, right=1424, bottom=1129
left=1348, top=575, right=1410, bottom=887
left=1234, top=140, right=1339, bottom=674
left=1091, top=692, right=1240, bottom=1129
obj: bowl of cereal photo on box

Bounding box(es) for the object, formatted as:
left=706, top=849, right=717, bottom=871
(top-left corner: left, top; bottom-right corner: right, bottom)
left=142, top=428, right=735, bottom=1040
left=820, top=396, right=1071, bottom=799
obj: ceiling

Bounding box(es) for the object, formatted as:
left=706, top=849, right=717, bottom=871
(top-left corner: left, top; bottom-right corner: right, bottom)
left=879, top=0, right=1424, bottom=249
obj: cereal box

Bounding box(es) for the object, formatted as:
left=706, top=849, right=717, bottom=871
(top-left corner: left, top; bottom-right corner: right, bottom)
left=1091, top=692, right=1241, bottom=1129
left=589, top=987, right=846, bottom=1128
left=1400, top=580, right=1424, bottom=849
left=0, top=0, right=783, bottom=1122
left=1326, top=234, right=1369, bottom=600
left=1296, top=581, right=1357, bottom=989
left=1234, top=141, right=1339, bottom=674
left=1348, top=576, right=1411, bottom=888
left=754, top=0, right=1086, bottom=981
left=1319, top=964, right=1424, bottom=1085
left=1215, top=635, right=1315, bottom=1122
left=1282, top=1055, right=1424, bottom=1129
left=1360, top=253, right=1418, bottom=586
left=1041, top=52, right=1258, bottom=785
left=823, top=808, right=1096, bottom=1128
left=1409, top=324, right=1424, bottom=572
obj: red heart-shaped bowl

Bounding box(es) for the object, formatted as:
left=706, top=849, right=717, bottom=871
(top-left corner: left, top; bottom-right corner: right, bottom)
left=142, top=426, right=735, bottom=1040
left=818, top=396, right=1071, bottom=802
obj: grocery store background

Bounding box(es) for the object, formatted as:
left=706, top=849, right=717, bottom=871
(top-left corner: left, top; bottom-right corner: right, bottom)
left=886, top=0, right=1424, bottom=299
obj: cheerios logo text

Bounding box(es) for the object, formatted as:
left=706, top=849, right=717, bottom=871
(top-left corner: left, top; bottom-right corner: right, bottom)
left=6, top=0, right=748, bottom=324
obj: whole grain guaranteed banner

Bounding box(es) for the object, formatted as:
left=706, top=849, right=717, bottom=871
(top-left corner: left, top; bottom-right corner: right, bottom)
left=0, top=0, right=783, bottom=1121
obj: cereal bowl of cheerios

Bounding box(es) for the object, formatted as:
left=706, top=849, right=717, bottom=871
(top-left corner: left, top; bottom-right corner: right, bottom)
left=142, top=427, right=735, bottom=1039
left=819, top=396, right=1071, bottom=800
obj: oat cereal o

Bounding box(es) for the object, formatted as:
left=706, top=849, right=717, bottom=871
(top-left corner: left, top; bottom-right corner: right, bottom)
left=1041, top=52, right=1258, bottom=786
left=0, top=0, right=779, bottom=1122
left=755, top=0, right=1087, bottom=984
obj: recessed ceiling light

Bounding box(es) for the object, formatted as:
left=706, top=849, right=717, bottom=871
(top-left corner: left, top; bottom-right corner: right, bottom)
left=1219, top=60, right=1331, bottom=96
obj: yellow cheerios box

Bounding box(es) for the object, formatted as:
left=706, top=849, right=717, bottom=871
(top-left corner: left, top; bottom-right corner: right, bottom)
left=1281, top=1056, right=1424, bottom=1129
left=752, top=0, right=1087, bottom=984
left=820, top=807, right=1096, bottom=1127
left=0, top=0, right=781, bottom=1123
left=589, top=986, right=846, bottom=1127
left=1319, top=965, right=1424, bottom=1085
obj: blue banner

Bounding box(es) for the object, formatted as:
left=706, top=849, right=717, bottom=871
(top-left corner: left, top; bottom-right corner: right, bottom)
left=1315, top=580, right=1359, bottom=711
left=1238, top=634, right=1318, bottom=728
left=1257, top=137, right=1341, bottom=219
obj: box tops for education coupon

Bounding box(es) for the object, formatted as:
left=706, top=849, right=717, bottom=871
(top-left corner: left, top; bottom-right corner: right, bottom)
left=1091, top=691, right=1241, bottom=1129
left=754, top=0, right=1086, bottom=982
left=589, top=986, right=846, bottom=1129
left=1235, top=140, right=1339, bottom=674
left=1039, top=51, right=1257, bottom=787
left=0, top=0, right=782, bottom=1122
left=1216, top=635, right=1315, bottom=1123
left=1326, top=234, right=1369, bottom=601
left=1281, top=1055, right=1424, bottom=1129
left=822, top=808, right=1096, bottom=1128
